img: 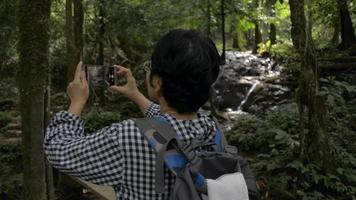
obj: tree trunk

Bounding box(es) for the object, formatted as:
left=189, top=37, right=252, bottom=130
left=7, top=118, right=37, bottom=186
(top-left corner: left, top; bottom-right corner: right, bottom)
left=339, top=0, right=356, bottom=49
left=220, top=0, right=226, bottom=64
left=44, top=63, right=55, bottom=200
left=252, top=0, right=262, bottom=54
left=17, top=0, right=51, bottom=199
left=295, top=0, right=334, bottom=172
left=289, top=0, right=306, bottom=51
left=62, top=0, right=85, bottom=199
left=231, top=14, right=240, bottom=49
left=66, top=0, right=84, bottom=83
left=252, top=22, right=262, bottom=54
left=97, top=0, right=105, bottom=65
left=66, top=0, right=75, bottom=83
left=330, top=11, right=340, bottom=47
left=270, top=0, right=277, bottom=45
left=96, top=0, right=107, bottom=106
left=206, top=0, right=211, bottom=37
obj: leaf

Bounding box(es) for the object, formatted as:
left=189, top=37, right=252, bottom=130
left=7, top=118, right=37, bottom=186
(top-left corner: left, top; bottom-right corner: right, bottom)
left=286, top=160, right=303, bottom=170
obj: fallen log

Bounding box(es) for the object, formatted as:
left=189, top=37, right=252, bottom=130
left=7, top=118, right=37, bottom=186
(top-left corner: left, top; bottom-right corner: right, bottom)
left=319, top=62, right=356, bottom=71
left=283, top=57, right=356, bottom=63
left=318, top=56, right=356, bottom=63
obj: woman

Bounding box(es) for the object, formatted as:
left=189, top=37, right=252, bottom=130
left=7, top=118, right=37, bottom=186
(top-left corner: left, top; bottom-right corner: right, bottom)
left=44, top=29, right=221, bottom=199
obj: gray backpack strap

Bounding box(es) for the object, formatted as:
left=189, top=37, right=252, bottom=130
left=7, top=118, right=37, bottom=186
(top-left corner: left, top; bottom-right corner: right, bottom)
left=134, top=118, right=179, bottom=193
left=211, top=116, right=239, bottom=156
left=211, top=116, right=228, bottom=148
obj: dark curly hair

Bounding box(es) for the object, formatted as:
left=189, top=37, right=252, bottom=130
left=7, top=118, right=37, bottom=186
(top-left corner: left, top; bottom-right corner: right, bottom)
left=150, top=29, right=220, bottom=114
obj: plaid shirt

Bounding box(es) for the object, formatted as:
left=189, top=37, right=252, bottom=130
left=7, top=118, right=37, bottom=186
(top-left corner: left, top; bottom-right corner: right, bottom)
left=44, top=103, right=218, bottom=200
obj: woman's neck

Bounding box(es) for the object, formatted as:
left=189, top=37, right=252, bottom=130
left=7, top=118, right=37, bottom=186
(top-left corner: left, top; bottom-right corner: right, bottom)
left=159, top=99, right=197, bottom=120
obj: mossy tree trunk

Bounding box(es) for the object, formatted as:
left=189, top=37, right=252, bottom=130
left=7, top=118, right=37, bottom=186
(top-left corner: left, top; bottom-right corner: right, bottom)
left=252, top=0, right=262, bottom=54
left=269, top=0, right=277, bottom=45
left=252, top=22, right=263, bottom=54
left=338, top=0, right=356, bottom=49
left=96, top=0, right=105, bottom=65
left=295, top=0, right=334, bottom=172
left=220, top=0, right=226, bottom=64
left=44, top=56, right=55, bottom=200
left=206, top=0, right=211, bottom=37
left=17, top=0, right=51, bottom=199
left=66, top=0, right=84, bottom=83
left=330, top=8, right=340, bottom=47
left=60, top=0, right=85, bottom=199
left=230, top=14, right=240, bottom=50
left=289, top=0, right=306, bottom=51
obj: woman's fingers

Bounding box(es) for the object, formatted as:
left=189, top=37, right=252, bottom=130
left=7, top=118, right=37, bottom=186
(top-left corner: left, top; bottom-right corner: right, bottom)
left=74, top=61, right=83, bottom=82
left=114, top=65, right=135, bottom=82
left=80, top=70, right=88, bottom=85
left=108, top=85, right=124, bottom=93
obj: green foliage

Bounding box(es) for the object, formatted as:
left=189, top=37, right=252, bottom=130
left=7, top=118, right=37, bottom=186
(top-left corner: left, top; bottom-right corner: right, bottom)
left=0, top=143, right=22, bottom=200
left=269, top=43, right=301, bottom=72
left=226, top=98, right=356, bottom=199
left=257, top=40, right=271, bottom=54
left=0, top=0, right=18, bottom=77
left=83, top=110, right=122, bottom=133
left=0, top=112, right=11, bottom=133
left=239, top=17, right=255, bottom=32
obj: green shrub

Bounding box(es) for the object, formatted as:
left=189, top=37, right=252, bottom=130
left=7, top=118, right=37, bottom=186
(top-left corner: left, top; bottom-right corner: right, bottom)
left=226, top=100, right=356, bottom=199
left=83, top=111, right=122, bottom=133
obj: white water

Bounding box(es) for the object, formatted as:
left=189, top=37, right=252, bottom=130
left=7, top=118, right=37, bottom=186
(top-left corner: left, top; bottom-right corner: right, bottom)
left=237, top=81, right=259, bottom=111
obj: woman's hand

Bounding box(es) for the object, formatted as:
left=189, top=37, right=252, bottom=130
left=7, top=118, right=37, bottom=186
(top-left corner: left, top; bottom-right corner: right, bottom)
left=109, top=65, right=152, bottom=114
left=108, top=65, right=140, bottom=99
left=67, top=61, right=89, bottom=116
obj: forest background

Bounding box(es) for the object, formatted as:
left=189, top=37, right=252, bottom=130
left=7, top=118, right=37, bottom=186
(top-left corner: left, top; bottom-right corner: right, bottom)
left=0, top=0, right=356, bottom=199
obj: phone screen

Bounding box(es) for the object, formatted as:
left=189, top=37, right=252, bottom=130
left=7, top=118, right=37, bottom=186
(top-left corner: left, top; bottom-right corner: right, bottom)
left=84, top=65, right=116, bottom=87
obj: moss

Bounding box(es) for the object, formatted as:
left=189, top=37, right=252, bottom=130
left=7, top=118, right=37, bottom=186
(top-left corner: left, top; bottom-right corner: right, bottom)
left=0, top=143, right=22, bottom=200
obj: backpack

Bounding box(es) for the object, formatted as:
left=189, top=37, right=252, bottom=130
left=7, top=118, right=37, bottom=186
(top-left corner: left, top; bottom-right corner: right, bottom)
left=134, top=116, right=260, bottom=200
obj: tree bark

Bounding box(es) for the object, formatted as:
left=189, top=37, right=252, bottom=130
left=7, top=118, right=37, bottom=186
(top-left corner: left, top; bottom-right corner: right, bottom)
left=17, top=0, right=51, bottom=199
left=44, top=62, right=55, bottom=200
left=339, top=0, right=356, bottom=49
left=97, top=0, right=105, bottom=65
left=330, top=9, right=340, bottom=47
left=252, top=0, right=262, bottom=54
left=270, top=0, right=277, bottom=45
left=231, top=14, right=240, bottom=49
left=220, top=0, right=226, bottom=64
left=252, top=22, right=262, bottom=54
left=66, top=0, right=75, bottom=83
left=66, top=0, right=84, bottom=83
left=206, top=0, right=211, bottom=37
left=62, top=0, right=85, bottom=199
left=289, top=0, right=306, bottom=51
left=295, top=0, right=334, bottom=172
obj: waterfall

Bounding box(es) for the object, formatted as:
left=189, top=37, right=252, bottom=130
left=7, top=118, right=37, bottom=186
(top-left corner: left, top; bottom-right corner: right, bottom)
left=237, top=81, right=259, bottom=111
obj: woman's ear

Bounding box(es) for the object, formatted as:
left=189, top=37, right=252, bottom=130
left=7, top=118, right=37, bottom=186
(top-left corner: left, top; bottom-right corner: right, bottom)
left=152, top=75, right=162, bottom=93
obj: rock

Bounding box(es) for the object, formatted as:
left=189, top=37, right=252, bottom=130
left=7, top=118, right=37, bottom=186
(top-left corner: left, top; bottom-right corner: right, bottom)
left=0, top=99, right=16, bottom=111
left=210, top=51, right=290, bottom=114
left=0, top=137, right=22, bottom=145
left=7, top=122, right=21, bottom=131
left=3, top=130, right=22, bottom=138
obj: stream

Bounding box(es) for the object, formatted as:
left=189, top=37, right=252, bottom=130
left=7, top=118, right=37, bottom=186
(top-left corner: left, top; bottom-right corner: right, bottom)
left=208, top=51, right=294, bottom=130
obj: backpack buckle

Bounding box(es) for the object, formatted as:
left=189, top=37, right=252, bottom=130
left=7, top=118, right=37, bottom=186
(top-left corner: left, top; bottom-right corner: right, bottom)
left=225, top=145, right=238, bottom=156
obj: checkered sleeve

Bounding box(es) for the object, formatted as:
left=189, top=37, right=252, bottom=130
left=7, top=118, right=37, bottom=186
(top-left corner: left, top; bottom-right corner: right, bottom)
left=143, top=102, right=161, bottom=118
left=44, top=111, right=123, bottom=186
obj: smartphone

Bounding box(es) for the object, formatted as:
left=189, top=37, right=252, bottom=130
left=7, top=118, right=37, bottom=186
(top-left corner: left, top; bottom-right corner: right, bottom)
left=84, top=65, right=117, bottom=87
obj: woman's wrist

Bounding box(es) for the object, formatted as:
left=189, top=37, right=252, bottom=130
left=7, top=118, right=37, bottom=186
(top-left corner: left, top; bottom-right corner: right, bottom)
left=68, top=101, right=86, bottom=116
left=129, top=91, right=151, bottom=113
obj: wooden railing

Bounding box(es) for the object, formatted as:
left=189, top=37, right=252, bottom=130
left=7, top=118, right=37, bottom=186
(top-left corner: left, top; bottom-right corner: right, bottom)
left=71, top=177, right=116, bottom=200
